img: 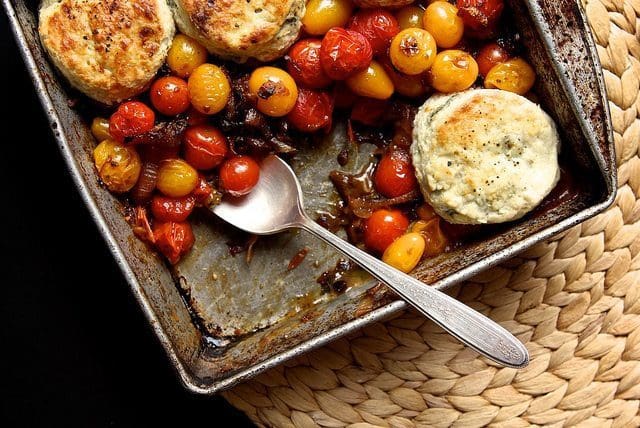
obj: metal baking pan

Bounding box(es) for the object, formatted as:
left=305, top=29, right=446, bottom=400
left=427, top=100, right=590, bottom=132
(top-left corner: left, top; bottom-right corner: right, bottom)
left=5, top=0, right=615, bottom=394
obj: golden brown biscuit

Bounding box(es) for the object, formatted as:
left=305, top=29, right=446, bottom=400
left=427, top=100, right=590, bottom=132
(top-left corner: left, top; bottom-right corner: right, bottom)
left=171, top=0, right=305, bottom=62
left=39, top=0, right=175, bottom=105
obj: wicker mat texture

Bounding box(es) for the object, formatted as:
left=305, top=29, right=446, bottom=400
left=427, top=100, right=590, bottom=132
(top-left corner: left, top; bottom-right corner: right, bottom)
left=222, top=1, right=640, bottom=426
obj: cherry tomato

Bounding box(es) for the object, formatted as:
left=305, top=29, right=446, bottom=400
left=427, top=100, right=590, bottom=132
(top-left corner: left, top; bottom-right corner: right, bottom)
left=286, top=39, right=332, bottom=89
left=152, top=221, right=195, bottom=265
left=303, top=0, right=354, bottom=36
left=422, top=1, right=464, bottom=48
left=320, top=28, right=373, bottom=80
left=188, top=63, right=231, bottom=115
left=183, top=125, right=228, bottom=170
left=345, top=60, right=395, bottom=99
left=429, top=49, right=479, bottom=93
left=166, top=34, right=207, bottom=78
left=456, top=0, right=504, bottom=39
left=374, top=149, right=418, bottom=198
left=156, top=159, right=199, bottom=198
left=93, top=139, right=142, bottom=193
left=389, top=28, right=437, bottom=75
left=151, top=195, right=196, bottom=222
left=396, top=5, right=425, bottom=30
left=484, top=57, right=536, bottom=95
left=192, top=175, right=216, bottom=206
left=91, top=117, right=111, bottom=141
left=476, top=42, right=510, bottom=77
left=347, top=8, right=400, bottom=56
left=109, top=101, right=155, bottom=142
left=287, top=88, right=334, bottom=133
left=364, top=209, right=410, bottom=253
left=382, top=62, right=429, bottom=98
left=219, top=156, right=260, bottom=197
left=248, top=67, right=299, bottom=117
left=350, top=98, right=388, bottom=126
left=150, top=76, right=190, bottom=116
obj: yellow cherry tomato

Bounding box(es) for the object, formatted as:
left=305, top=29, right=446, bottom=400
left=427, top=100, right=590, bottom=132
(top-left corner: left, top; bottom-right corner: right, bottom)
left=484, top=58, right=536, bottom=95
left=156, top=159, right=199, bottom=198
left=93, top=139, right=141, bottom=193
left=91, top=117, right=111, bottom=142
left=248, top=67, right=299, bottom=117
left=390, top=28, right=437, bottom=75
left=188, top=63, right=231, bottom=115
left=303, top=0, right=354, bottom=36
left=382, top=232, right=426, bottom=273
left=383, top=63, right=428, bottom=98
left=345, top=60, right=394, bottom=100
left=422, top=1, right=464, bottom=48
left=167, top=34, right=208, bottom=78
left=429, top=49, right=478, bottom=93
left=396, top=5, right=424, bottom=30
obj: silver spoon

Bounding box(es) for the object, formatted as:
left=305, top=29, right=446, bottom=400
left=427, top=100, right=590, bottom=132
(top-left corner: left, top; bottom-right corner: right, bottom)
left=213, top=155, right=529, bottom=368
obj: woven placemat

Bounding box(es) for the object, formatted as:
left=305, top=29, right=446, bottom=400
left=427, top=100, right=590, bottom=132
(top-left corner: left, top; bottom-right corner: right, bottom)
left=223, top=1, right=640, bottom=426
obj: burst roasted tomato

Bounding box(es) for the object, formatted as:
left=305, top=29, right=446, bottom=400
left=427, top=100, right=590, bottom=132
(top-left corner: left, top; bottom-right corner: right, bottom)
left=347, top=8, right=400, bottom=56
left=219, top=156, right=260, bottom=196
left=374, top=149, right=418, bottom=198
left=287, top=88, right=334, bottom=133
left=320, top=28, right=373, bottom=80
left=286, top=39, right=332, bottom=89
left=152, top=221, right=195, bottom=265
left=476, top=42, right=510, bottom=77
left=109, top=101, right=155, bottom=142
left=183, top=125, right=228, bottom=170
left=456, top=0, right=504, bottom=39
left=151, top=195, right=196, bottom=222
left=364, top=209, right=410, bottom=253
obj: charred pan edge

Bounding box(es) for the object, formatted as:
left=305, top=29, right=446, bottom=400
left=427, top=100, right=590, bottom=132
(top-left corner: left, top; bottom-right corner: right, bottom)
left=5, top=0, right=616, bottom=394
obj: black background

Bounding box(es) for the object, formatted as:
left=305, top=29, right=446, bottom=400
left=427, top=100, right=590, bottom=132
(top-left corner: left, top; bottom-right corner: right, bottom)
left=1, top=11, right=254, bottom=428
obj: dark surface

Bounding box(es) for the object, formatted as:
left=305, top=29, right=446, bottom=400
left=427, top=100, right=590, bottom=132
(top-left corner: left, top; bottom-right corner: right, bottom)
left=0, top=12, right=254, bottom=428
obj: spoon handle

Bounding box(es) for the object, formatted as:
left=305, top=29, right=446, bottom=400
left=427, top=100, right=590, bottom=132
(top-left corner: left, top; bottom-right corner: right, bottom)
left=301, top=218, right=529, bottom=368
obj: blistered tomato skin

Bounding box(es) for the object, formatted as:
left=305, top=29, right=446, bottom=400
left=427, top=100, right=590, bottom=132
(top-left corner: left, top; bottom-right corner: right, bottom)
left=109, top=101, right=155, bottom=142
left=429, top=49, right=479, bottom=93
left=320, top=28, right=373, bottom=80
left=248, top=67, right=299, bottom=117
left=422, top=1, right=464, bottom=48
left=93, top=139, right=142, bottom=193
left=345, top=60, right=394, bottom=99
left=347, top=8, right=400, bottom=56
left=188, top=64, right=231, bottom=115
left=364, top=209, right=410, bottom=254
left=151, top=195, right=196, bottom=222
left=219, top=156, right=261, bottom=197
left=156, top=159, right=199, bottom=198
left=390, top=28, right=437, bottom=75
left=287, top=89, right=334, bottom=133
left=167, top=34, right=208, bottom=78
left=374, top=149, right=419, bottom=198
left=286, top=39, right=332, bottom=89
left=396, top=6, right=425, bottom=30
left=303, top=0, right=354, bottom=36
left=484, top=57, right=536, bottom=95
left=183, top=125, right=228, bottom=170
left=476, top=42, right=510, bottom=77
left=150, top=76, right=190, bottom=116
left=457, top=0, right=504, bottom=37
left=152, top=221, right=195, bottom=265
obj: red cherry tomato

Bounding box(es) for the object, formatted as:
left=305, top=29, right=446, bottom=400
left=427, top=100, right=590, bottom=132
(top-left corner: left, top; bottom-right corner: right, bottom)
left=347, top=9, right=400, bottom=56
left=374, top=149, right=418, bottom=198
left=183, top=125, right=228, bottom=170
left=185, top=106, right=209, bottom=126
left=320, top=27, right=373, bottom=80
left=476, top=42, right=510, bottom=77
left=153, top=221, right=195, bottom=264
left=150, top=76, right=190, bottom=116
left=192, top=175, right=215, bottom=205
left=109, top=101, right=155, bottom=142
left=456, top=0, right=504, bottom=39
left=287, top=88, right=334, bottom=133
left=286, top=39, right=333, bottom=89
left=151, top=195, right=196, bottom=222
left=350, top=98, right=388, bottom=126
left=364, top=209, right=410, bottom=253
left=219, top=156, right=260, bottom=197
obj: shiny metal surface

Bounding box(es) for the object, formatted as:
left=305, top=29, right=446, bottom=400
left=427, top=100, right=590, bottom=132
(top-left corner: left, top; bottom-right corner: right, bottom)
left=214, top=155, right=530, bottom=368
left=5, top=0, right=615, bottom=394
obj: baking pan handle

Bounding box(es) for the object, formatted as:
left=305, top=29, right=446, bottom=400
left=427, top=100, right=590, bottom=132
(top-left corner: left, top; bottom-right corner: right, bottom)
left=301, top=219, right=530, bottom=369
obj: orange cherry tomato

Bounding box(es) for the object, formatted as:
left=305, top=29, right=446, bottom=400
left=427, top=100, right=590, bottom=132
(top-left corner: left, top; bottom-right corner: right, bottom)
left=109, top=101, right=155, bottom=142
left=219, top=156, right=260, bottom=196
left=374, top=149, right=418, bottom=198
left=364, top=209, right=410, bottom=253
left=476, top=42, right=510, bottom=77
left=150, top=76, right=190, bottom=116
left=320, top=28, right=373, bottom=80
left=286, top=39, right=332, bottom=89
left=183, top=125, right=228, bottom=170
left=151, top=195, right=196, bottom=222
left=152, top=221, right=195, bottom=264
left=287, top=88, right=334, bottom=133
left=347, top=8, right=400, bottom=56
left=456, top=0, right=504, bottom=39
